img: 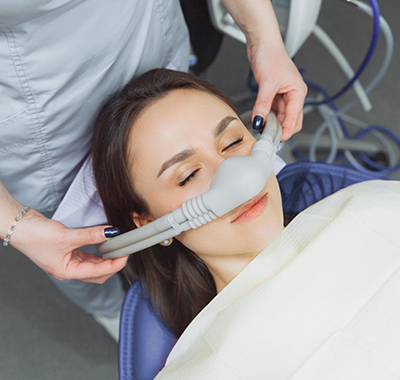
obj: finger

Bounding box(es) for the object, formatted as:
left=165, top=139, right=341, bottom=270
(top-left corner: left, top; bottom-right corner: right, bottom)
left=294, top=110, right=304, bottom=135
left=82, top=274, right=116, bottom=284
left=57, top=252, right=129, bottom=281
left=280, top=92, right=305, bottom=141
left=74, top=269, right=122, bottom=284
left=51, top=270, right=114, bottom=284
left=252, top=79, right=279, bottom=126
left=271, top=95, right=286, bottom=125
left=70, top=225, right=120, bottom=249
left=73, top=250, right=106, bottom=263
left=53, top=271, right=116, bottom=284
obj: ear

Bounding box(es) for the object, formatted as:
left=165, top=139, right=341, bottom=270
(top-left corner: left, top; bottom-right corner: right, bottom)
left=132, top=211, right=154, bottom=228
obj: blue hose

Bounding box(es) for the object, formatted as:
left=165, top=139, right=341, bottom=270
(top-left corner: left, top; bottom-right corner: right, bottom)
left=305, top=0, right=380, bottom=106
left=299, top=81, right=400, bottom=176
left=354, top=125, right=400, bottom=173
left=305, top=79, right=349, bottom=138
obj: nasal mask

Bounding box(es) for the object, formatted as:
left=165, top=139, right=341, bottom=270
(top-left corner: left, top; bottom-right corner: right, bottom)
left=99, top=113, right=282, bottom=259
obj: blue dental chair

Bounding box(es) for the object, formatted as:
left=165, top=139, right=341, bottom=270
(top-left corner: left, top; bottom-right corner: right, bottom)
left=118, top=161, right=377, bottom=380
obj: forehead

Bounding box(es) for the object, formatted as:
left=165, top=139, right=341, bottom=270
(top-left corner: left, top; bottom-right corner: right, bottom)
left=137, top=88, right=234, bottom=132
left=128, top=89, right=237, bottom=159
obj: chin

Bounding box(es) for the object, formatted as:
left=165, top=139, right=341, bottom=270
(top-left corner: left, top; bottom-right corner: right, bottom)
left=248, top=219, right=284, bottom=252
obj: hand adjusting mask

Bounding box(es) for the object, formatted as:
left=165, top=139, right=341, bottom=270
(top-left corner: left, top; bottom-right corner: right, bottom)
left=99, top=113, right=282, bottom=259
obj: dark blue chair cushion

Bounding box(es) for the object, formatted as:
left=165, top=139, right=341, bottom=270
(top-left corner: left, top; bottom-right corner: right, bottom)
left=119, top=281, right=177, bottom=380
left=277, top=162, right=376, bottom=215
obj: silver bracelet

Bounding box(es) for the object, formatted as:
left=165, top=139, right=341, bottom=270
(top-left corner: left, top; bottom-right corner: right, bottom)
left=3, top=206, right=29, bottom=247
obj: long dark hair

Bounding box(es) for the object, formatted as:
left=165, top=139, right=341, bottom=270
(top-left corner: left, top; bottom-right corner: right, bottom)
left=92, top=69, right=240, bottom=336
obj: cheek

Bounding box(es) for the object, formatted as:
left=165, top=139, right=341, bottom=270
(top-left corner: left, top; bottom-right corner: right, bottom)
left=147, top=188, right=207, bottom=220
left=146, top=175, right=214, bottom=220
left=176, top=218, right=229, bottom=255
left=146, top=196, right=178, bottom=219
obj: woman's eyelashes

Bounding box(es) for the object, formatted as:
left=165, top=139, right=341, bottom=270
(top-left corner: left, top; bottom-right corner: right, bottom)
left=222, top=136, right=244, bottom=152
left=178, top=136, right=245, bottom=187
left=179, top=168, right=200, bottom=187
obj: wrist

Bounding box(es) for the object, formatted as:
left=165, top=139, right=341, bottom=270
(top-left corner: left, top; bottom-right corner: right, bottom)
left=2, top=206, right=30, bottom=246
left=246, top=41, right=289, bottom=73
left=5, top=208, right=43, bottom=249
left=0, top=200, right=25, bottom=240
left=222, top=0, right=284, bottom=50
left=246, top=29, right=286, bottom=54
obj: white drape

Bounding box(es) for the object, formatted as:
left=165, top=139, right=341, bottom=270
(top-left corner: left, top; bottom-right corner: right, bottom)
left=156, top=180, right=400, bottom=380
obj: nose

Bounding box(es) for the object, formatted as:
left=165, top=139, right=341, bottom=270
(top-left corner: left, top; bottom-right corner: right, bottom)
left=210, top=139, right=255, bottom=179
left=210, top=154, right=226, bottom=177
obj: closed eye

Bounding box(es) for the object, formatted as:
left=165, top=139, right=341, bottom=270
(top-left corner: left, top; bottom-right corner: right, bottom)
left=179, top=168, right=200, bottom=187
left=178, top=136, right=244, bottom=187
left=222, top=136, right=244, bottom=152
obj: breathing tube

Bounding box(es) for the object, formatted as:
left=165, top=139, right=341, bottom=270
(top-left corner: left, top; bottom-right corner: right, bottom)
left=99, top=113, right=282, bottom=259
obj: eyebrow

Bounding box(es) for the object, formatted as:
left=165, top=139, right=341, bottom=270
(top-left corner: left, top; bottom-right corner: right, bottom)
left=158, top=148, right=195, bottom=178
left=157, top=115, right=238, bottom=178
left=213, top=116, right=237, bottom=138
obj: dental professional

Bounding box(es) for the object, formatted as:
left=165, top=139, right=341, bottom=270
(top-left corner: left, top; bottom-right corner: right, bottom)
left=0, top=0, right=305, bottom=340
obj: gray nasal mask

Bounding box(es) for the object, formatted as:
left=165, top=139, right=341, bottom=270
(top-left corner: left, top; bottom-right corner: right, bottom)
left=99, top=113, right=282, bottom=259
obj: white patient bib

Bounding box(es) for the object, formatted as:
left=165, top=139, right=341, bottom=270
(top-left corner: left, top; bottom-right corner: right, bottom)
left=156, top=180, right=400, bottom=380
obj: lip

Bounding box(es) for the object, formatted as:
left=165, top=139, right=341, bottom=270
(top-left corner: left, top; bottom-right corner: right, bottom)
left=231, top=192, right=268, bottom=223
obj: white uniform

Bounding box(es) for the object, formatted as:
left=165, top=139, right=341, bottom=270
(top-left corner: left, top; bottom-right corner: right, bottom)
left=0, top=0, right=189, bottom=212
left=0, top=0, right=189, bottom=318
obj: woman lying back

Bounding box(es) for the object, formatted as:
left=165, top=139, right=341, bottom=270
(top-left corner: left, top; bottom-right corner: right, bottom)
left=92, top=69, right=400, bottom=380
left=92, top=68, right=284, bottom=337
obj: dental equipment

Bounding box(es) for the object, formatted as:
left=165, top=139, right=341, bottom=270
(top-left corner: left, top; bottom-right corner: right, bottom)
left=289, top=0, right=400, bottom=179
left=206, top=0, right=323, bottom=58
left=99, top=113, right=282, bottom=259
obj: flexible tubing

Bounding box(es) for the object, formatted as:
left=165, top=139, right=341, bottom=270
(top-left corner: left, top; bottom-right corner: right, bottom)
left=306, top=102, right=399, bottom=176
left=307, top=101, right=398, bottom=171
left=306, top=79, right=349, bottom=137
left=304, top=79, right=399, bottom=171
left=309, top=105, right=339, bottom=163
left=305, top=0, right=380, bottom=107
left=355, top=126, right=400, bottom=171
left=334, top=112, right=398, bottom=168
left=302, top=1, right=399, bottom=176
left=337, top=113, right=397, bottom=167
left=340, top=2, right=394, bottom=113
left=312, top=25, right=371, bottom=112
left=305, top=76, right=398, bottom=166
left=98, top=214, right=172, bottom=254
left=103, top=228, right=179, bottom=259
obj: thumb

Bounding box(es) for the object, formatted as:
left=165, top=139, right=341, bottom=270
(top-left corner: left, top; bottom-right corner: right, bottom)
left=251, top=80, right=278, bottom=130
left=71, top=225, right=120, bottom=248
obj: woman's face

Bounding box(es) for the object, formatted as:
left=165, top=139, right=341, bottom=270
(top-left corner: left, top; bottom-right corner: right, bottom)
left=128, top=89, right=284, bottom=260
